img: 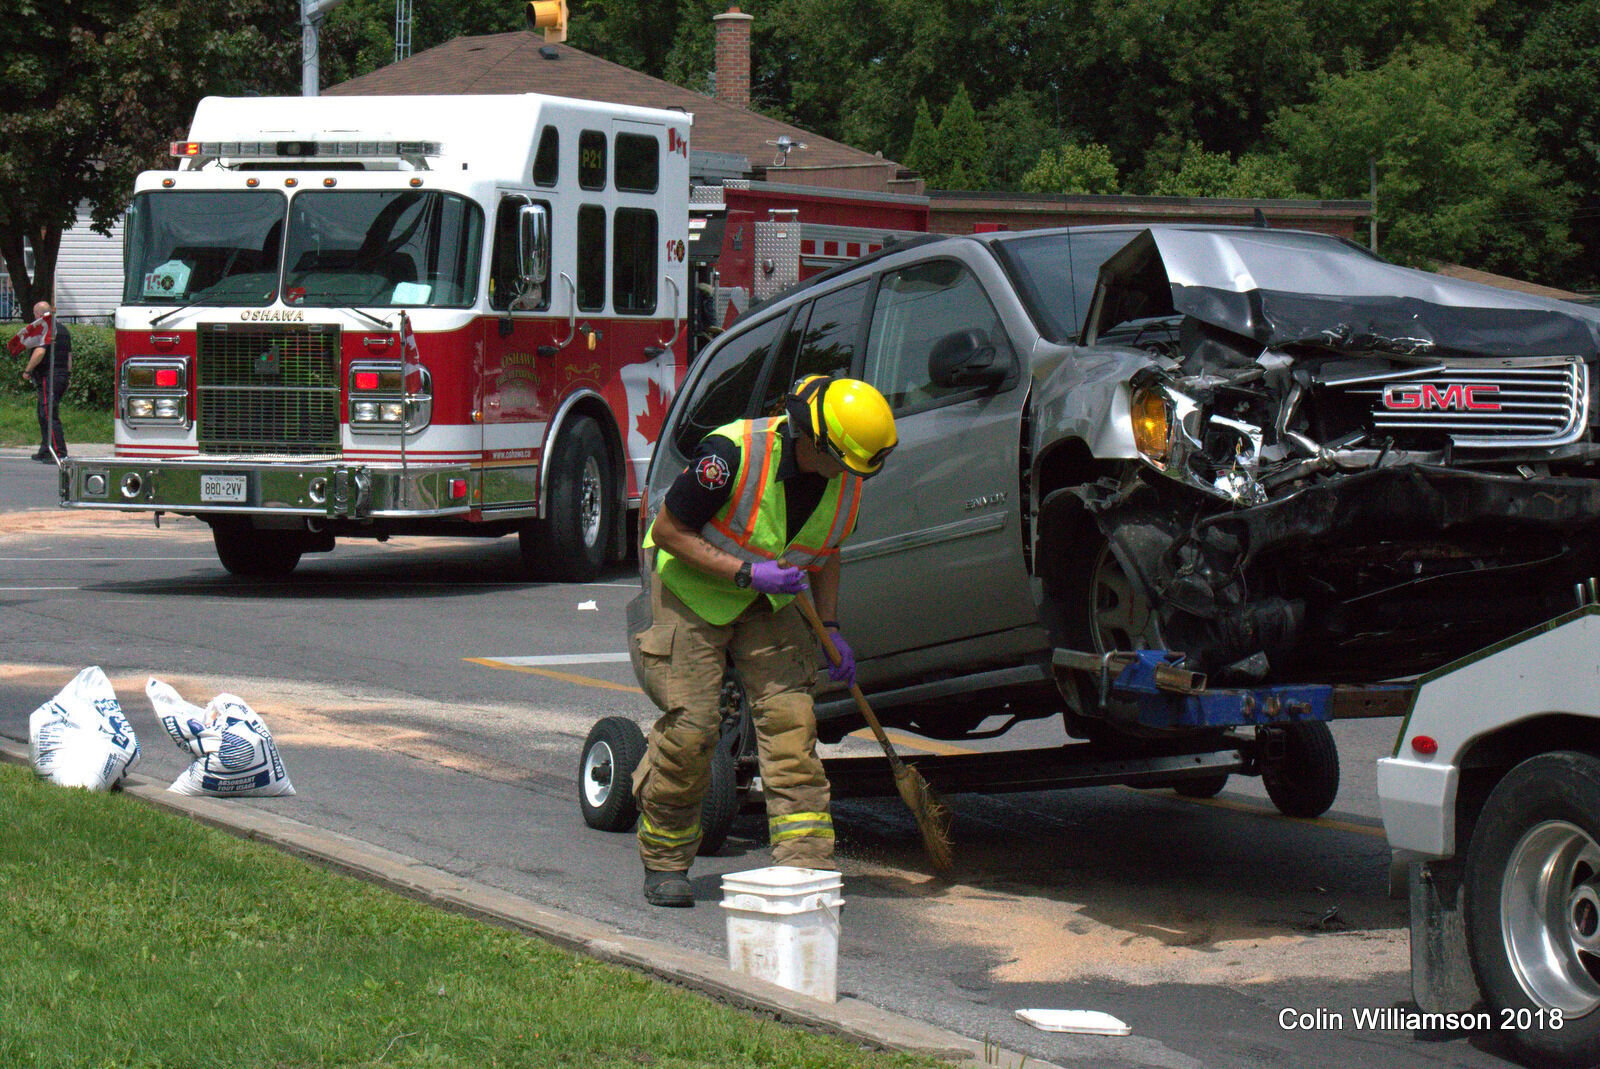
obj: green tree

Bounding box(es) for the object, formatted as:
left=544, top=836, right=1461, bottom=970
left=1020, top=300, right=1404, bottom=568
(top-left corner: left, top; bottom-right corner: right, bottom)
left=980, top=90, right=1057, bottom=191
left=0, top=1, right=296, bottom=312
left=902, top=100, right=943, bottom=180
left=1020, top=142, right=1120, bottom=195
left=1270, top=44, right=1575, bottom=277
left=1148, top=141, right=1300, bottom=198
left=936, top=85, right=989, bottom=190
left=1512, top=0, right=1600, bottom=286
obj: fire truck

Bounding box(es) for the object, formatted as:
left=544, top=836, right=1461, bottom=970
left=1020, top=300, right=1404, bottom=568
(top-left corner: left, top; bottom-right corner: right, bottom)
left=58, top=93, right=927, bottom=580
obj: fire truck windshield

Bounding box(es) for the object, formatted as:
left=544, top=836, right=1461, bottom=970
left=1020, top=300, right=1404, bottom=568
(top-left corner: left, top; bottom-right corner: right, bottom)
left=124, top=190, right=287, bottom=306
left=282, top=190, right=482, bottom=308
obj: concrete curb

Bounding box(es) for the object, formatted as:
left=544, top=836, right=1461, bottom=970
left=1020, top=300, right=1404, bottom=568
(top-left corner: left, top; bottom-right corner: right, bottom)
left=1, top=740, right=1059, bottom=1069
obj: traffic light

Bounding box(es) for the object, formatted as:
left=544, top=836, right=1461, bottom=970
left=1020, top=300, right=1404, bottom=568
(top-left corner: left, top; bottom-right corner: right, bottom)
left=526, top=0, right=567, bottom=43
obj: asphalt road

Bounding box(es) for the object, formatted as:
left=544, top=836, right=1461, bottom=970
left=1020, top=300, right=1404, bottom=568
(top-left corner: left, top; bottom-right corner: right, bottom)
left=0, top=449, right=1532, bottom=1069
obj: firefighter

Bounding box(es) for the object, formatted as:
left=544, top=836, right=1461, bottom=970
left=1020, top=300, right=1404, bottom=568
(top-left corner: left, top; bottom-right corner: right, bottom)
left=631, top=375, right=897, bottom=907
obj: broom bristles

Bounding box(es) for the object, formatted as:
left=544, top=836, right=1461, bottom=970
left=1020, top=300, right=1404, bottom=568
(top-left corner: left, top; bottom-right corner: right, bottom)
left=893, top=762, right=953, bottom=872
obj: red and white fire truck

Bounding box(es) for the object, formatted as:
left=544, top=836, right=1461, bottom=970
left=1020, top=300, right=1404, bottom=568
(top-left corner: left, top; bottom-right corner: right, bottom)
left=58, top=93, right=927, bottom=580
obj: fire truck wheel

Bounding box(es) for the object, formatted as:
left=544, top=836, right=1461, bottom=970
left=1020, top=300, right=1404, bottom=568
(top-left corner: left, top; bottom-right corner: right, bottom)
left=1464, top=751, right=1600, bottom=1067
left=520, top=416, right=613, bottom=582
left=210, top=519, right=303, bottom=577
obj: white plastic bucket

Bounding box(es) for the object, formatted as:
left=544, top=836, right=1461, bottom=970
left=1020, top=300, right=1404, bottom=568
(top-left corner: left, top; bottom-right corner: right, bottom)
left=720, top=866, right=844, bottom=1002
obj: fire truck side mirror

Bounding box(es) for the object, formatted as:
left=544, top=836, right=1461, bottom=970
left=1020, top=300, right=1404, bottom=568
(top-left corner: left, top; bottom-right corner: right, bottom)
left=517, top=204, right=550, bottom=300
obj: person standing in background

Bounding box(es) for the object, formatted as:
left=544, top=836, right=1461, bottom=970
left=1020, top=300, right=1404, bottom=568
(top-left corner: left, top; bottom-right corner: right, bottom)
left=21, top=300, right=71, bottom=462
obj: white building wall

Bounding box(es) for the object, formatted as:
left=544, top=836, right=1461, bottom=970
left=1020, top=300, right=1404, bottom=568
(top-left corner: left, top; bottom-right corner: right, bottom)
left=53, top=204, right=124, bottom=321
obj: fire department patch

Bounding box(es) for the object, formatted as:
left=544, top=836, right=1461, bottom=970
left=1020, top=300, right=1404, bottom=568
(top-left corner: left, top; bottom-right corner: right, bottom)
left=694, top=454, right=731, bottom=491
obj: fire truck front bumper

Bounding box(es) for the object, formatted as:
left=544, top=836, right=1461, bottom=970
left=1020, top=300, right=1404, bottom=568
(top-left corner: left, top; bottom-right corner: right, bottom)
left=59, top=456, right=476, bottom=520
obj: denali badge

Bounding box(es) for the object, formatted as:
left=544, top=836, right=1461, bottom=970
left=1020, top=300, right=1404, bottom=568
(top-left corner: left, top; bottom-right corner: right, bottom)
left=1382, top=383, right=1502, bottom=412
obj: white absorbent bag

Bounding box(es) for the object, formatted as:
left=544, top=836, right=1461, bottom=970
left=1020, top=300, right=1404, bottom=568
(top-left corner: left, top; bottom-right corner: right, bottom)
left=147, top=678, right=295, bottom=798
left=29, top=666, right=143, bottom=791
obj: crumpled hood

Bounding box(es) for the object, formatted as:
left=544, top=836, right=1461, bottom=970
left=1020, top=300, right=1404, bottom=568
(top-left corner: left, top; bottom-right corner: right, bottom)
left=1092, top=228, right=1600, bottom=358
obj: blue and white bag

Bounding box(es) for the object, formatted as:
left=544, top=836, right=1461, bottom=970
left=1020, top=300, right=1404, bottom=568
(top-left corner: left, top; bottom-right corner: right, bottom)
left=29, top=666, right=142, bottom=791
left=147, top=678, right=295, bottom=798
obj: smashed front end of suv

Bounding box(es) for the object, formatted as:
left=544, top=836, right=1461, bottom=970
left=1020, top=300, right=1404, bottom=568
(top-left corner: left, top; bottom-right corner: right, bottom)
left=1058, top=228, right=1600, bottom=683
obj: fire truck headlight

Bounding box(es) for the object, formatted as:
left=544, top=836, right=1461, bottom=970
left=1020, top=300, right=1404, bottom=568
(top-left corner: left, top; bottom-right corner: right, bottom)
left=353, top=400, right=380, bottom=422
left=121, top=357, right=190, bottom=427
left=380, top=402, right=405, bottom=422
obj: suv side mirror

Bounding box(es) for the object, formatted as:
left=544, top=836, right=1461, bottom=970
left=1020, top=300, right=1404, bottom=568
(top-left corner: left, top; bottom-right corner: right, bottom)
left=928, top=328, right=1005, bottom=390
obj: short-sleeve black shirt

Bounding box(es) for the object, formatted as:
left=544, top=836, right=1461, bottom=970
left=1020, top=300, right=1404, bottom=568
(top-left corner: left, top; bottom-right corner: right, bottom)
left=663, top=422, right=827, bottom=542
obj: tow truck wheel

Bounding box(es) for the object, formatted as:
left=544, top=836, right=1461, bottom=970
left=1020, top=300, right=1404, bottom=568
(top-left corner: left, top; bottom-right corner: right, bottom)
left=210, top=519, right=303, bottom=577
left=521, top=416, right=614, bottom=582
left=579, top=716, right=645, bottom=832
left=1260, top=721, right=1339, bottom=818
left=1464, top=751, right=1600, bottom=1067
left=698, top=733, right=739, bottom=856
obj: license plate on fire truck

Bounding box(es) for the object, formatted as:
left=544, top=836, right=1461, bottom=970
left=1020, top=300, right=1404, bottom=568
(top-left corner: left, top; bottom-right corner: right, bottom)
left=200, top=474, right=248, bottom=503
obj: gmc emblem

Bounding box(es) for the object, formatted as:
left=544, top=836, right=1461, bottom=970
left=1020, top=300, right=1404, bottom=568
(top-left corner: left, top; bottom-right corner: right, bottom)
left=1382, top=383, right=1502, bottom=412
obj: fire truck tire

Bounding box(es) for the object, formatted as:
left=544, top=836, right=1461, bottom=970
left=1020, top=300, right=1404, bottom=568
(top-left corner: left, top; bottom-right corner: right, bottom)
left=211, top=519, right=304, bottom=577
left=1464, top=750, right=1600, bottom=1067
left=1260, top=721, right=1339, bottom=818
left=579, top=716, right=645, bottom=832
left=520, top=416, right=613, bottom=582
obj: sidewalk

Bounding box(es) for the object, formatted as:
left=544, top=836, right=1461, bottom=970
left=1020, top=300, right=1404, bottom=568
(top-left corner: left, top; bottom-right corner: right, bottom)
left=0, top=738, right=1058, bottom=1069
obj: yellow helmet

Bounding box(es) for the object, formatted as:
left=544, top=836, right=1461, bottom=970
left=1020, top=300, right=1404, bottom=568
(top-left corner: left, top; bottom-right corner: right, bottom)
left=787, top=375, right=897, bottom=478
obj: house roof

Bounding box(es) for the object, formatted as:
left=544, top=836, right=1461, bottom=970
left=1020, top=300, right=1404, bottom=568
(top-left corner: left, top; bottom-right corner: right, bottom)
left=325, top=32, right=905, bottom=184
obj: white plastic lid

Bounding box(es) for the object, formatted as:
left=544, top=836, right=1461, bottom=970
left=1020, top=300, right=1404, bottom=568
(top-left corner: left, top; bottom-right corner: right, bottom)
left=1015, top=1009, right=1131, bottom=1036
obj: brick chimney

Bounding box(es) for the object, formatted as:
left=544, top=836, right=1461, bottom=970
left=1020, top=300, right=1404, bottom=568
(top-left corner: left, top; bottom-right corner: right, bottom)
left=713, top=6, right=753, bottom=110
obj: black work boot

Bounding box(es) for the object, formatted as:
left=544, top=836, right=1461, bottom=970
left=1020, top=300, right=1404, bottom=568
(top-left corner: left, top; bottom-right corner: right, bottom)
left=643, top=869, right=694, bottom=907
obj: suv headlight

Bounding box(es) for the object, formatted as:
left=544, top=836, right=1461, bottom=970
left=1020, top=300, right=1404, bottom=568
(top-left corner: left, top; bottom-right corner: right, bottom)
left=121, top=357, right=190, bottom=428
left=349, top=360, right=432, bottom=433
left=1130, top=385, right=1172, bottom=466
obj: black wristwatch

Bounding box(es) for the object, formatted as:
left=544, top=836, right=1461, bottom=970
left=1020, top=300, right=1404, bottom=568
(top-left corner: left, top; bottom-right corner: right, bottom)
left=734, top=561, right=754, bottom=589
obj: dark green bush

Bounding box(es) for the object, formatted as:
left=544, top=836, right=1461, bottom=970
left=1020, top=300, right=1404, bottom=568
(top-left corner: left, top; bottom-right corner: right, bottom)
left=1, top=322, right=115, bottom=410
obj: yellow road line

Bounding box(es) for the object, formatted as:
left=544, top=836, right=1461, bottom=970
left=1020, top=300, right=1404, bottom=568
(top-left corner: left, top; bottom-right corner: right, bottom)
left=462, top=657, right=643, bottom=694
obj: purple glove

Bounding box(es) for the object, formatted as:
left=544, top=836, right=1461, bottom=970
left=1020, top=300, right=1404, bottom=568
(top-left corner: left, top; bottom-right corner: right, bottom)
left=824, top=628, right=855, bottom=686
left=749, top=560, right=808, bottom=595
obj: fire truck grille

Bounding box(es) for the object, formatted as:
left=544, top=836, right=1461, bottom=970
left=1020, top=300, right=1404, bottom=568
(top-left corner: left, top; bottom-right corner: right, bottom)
left=1331, top=359, right=1588, bottom=449
left=196, top=325, right=341, bottom=454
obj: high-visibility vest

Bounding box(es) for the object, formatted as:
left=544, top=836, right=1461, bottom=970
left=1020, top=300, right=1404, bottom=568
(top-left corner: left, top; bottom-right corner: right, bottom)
left=652, top=417, right=862, bottom=625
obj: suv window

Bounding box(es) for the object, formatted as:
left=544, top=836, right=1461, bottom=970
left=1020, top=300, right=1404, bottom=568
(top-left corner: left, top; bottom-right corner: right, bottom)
left=672, top=314, right=786, bottom=457
left=865, top=259, right=1011, bottom=414
left=762, top=280, right=869, bottom=413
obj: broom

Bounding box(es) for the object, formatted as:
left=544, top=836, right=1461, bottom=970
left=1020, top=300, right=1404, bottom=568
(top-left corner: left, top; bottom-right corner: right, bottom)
left=790, top=584, right=953, bottom=872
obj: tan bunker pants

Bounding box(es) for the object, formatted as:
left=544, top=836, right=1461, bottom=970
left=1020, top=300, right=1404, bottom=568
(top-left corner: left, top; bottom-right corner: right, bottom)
left=631, top=573, right=833, bottom=871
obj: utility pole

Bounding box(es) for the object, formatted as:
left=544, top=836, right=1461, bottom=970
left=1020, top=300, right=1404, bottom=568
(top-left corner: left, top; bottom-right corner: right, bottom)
left=1369, top=157, right=1378, bottom=254
left=394, top=0, right=413, bottom=62
left=302, top=0, right=352, bottom=96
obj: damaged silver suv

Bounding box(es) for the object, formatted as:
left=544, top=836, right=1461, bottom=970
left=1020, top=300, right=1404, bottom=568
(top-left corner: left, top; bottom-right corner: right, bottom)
left=639, top=224, right=1600, bottom=746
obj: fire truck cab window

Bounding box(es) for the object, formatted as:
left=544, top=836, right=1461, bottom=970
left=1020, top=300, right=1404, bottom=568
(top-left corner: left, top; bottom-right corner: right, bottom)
left=491, top=197, right=550, bottom=312
left=613, top=208, right=657, bottom=315
left=533, top=127, right=559, bottom=188
left=615, top=134, right=658, bottom=193
left=282, top=190, right=483, bottom=308
left=123, top=190, right=287, bottom=306
left=762, top=280, right=869, bottom=413
left=578, top=131, right=607, bottom=191
left=577, top=205, right=606, bottom=311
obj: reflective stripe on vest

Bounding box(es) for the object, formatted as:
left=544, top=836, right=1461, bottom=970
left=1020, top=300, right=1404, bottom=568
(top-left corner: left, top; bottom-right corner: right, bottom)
left=655, top=417, right=861, bottom=626
left=768, top=810, right=835, bottom=843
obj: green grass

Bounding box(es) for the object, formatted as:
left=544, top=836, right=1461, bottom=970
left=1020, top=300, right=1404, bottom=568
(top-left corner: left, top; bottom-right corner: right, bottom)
left=0, top=764, right=937, bottom=1069
left=0, top=395, right=113, bottom=448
